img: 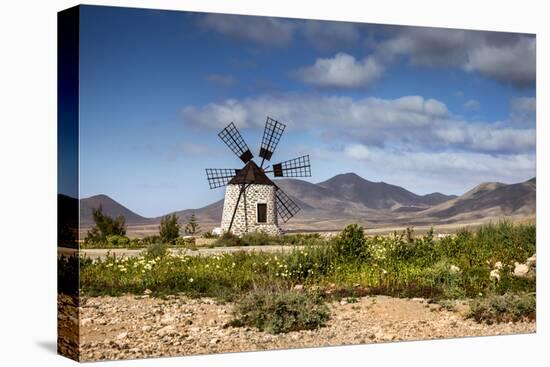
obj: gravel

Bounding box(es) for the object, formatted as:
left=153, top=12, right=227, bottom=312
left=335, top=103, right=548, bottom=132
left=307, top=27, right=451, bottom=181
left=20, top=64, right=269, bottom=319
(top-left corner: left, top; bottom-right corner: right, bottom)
left=58, top=294, right=535, bottom=362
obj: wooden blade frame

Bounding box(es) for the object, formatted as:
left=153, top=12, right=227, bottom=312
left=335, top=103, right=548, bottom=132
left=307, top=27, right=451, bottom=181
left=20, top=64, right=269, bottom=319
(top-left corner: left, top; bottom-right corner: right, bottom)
left=275, top=188, right=300, bottom=223
left=259, top=117, right=286, bottom=168
left=205, top=168, right=238, bottom=189
left=270, top=155, right=311, bottom=178
left=218, top=122, right=253, bottom=164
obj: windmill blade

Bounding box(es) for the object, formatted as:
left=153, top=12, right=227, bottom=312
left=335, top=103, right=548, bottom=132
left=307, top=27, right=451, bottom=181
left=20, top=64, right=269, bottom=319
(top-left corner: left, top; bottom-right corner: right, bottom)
left=218, top=122, right=254, bottom=164
left=275, top=188, right=300, bottom=223
left=259, top=117, right=286, bottom=165
left=270, top=155, right=311, bottom=178
left=205, top=168, right=239, bottom=189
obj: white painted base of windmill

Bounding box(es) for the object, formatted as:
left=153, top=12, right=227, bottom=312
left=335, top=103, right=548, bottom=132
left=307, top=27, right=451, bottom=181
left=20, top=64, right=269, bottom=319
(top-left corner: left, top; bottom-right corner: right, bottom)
left=220, top=184, right=282, bottom=236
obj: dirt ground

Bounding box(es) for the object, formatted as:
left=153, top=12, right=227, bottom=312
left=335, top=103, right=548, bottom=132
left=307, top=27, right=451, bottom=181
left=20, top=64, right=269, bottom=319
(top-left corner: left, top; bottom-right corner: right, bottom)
left=58, top=294, right=535, bottom=362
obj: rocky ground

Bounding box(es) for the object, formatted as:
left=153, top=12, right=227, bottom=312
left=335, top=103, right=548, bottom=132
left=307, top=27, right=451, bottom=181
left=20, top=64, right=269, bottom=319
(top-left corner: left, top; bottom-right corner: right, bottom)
left=58, top=294, right=535, bottom=362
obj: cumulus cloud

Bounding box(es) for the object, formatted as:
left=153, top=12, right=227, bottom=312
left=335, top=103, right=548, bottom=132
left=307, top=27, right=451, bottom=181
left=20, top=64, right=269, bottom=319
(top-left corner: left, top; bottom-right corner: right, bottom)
left=463, top=99, right=481, bottom=111
left=201, top=14, right=295, bottom=46
left=377, top=27, right=535, bottom=87
left=511, top=97, right=536, bottom=112
left=344, top=144, right=370, bottom=159
left=510, top=96, right=536, bottom=124
left=182, top=93, right=534, bottom=155
left=293, top=53, right=383, bottom=88
left=302, top=20, right=362, bottom=50
left=341, top=143, right=534, bottom=185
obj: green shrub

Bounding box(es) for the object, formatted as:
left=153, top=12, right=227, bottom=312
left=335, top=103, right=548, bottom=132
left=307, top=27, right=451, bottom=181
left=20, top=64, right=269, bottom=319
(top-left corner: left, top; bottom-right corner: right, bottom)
left=333, top=224, right=368, bottom=261
left=214, top=232, right=242, bottom=247
left=159, top=214, right=181, bottom=244
left=229, top=290, right=330, bottom=334
left=106, top=234, right=130, bottom=248
left=240, top=231, right=283, bottom=246
left=144, top=242, right=168, bottom=259
left=84, top=205, right=126, bottom=244
left=202, top=231, right=219, bottom=239
left=467, top=293, right=536, bottom=324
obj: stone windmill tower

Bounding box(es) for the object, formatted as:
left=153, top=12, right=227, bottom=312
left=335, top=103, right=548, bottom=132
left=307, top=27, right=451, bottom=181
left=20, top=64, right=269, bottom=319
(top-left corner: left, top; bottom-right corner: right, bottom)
left=205, top=117, right=311, bottom=236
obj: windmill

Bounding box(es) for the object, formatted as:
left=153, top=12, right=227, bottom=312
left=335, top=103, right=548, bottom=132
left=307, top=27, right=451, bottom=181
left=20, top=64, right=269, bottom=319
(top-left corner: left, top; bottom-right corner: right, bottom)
left=205, top=117, right=311, bottom=236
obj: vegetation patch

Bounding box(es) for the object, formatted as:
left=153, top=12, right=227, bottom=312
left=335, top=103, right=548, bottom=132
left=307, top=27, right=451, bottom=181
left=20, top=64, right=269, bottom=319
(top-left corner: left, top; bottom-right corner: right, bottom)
left=229, top=290, right=330, bottom=334
left=71, top=221, right=535, bottom=305
left=466, top=293, right=536, bottom=324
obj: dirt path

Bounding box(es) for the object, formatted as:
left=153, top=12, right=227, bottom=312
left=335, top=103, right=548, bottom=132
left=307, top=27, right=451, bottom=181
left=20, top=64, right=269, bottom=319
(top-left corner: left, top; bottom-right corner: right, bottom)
left=58, top=245, right=304, bottom=260
left=63, top=294, right=534, bottom=361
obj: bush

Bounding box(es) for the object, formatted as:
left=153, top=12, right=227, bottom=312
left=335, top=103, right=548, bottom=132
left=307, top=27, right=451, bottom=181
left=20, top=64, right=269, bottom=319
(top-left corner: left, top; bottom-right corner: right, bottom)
left=106, top=234, right=130, bottom=248
left=159, top=214, right=181, bottom=244
left=229, top=290, right=330, bottom=334
left=144, top=242, right=169, bottom=259
left=467, top=293, right=536, bottom=324
left=213, top=232, right=242, bottom=247
left=241, top=231, right=282, bottom=246
left=84, top=205, right=126, bottom=244
left=333, top=224, right=368, bottom=261
left=202, top=231, right=218, bottom=239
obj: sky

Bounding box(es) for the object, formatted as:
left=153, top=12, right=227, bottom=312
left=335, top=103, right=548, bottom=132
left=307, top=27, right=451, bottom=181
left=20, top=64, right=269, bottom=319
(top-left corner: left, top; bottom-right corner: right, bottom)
left=78, top=5, right=536, bottom=217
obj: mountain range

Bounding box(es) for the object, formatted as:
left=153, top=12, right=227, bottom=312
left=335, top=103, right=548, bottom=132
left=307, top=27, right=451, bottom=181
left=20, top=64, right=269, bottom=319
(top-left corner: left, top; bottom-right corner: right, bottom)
left=77, top=173, right=535, bottom=230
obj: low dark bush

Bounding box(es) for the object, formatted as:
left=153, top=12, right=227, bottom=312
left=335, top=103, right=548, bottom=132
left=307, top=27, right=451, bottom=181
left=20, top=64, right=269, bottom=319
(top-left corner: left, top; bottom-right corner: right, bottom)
left=229, top=290, right=330, bottom=334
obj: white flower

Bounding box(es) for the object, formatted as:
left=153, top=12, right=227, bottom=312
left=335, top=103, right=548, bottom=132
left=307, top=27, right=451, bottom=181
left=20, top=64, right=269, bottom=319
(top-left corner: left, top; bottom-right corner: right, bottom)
left=490, top=269, right=500, bottom=281
left=189, top=278, right=194, bottom=283
left=449, top=265, right=461, bottom=273
left=494, top=261, right=503, bottom=270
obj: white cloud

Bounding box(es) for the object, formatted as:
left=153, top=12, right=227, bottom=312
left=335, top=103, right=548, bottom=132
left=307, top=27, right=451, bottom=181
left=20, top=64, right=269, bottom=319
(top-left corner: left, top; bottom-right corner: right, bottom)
left=201, top=14, right=295, bottom=46
left=344, top=144, right=370, bottom=159
left=293, top=53, right=383, bottom=89
left=463, top=99, right=481, bottom=111
left=464, top=36, right=536, bottom=87
left=511, top=97, right=536, bottom=113
left=377, top=28, right=535, bottom=87
left=182, top=93, right=534, bottom=155
left=302, top=20, right=361, bottom=50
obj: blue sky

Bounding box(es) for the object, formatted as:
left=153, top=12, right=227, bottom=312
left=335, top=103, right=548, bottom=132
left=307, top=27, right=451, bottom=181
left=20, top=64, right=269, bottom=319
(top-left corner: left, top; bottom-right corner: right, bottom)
left=78, top=5, right=536, bottom=217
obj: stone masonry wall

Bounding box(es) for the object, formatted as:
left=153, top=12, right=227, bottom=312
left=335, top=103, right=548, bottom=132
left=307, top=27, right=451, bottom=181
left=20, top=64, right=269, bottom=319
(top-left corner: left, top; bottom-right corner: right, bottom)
left=220, top=184, right=281, bottom=236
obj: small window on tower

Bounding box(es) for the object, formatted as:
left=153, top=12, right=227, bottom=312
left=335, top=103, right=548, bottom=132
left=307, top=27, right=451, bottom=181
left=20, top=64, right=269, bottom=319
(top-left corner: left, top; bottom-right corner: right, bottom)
left=257, top=203, right=267, bottom=223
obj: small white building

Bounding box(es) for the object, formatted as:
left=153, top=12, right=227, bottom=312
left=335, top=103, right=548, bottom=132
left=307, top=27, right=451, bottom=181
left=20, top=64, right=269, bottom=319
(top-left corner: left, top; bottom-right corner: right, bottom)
left=220, top=161, right=282, bottom=236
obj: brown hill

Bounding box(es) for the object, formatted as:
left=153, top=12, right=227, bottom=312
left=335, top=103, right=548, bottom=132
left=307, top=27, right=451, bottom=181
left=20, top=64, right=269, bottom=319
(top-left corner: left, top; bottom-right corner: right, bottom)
left=77, top=175, right=535, bottom=229
left=418, top=177, right=535, bottom=221
left=80, top=194, right=150, bottom=225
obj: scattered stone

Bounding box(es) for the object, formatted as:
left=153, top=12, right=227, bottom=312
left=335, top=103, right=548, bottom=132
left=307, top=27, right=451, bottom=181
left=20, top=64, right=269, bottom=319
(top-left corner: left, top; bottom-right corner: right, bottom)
left=293, top=284, right=304, bottom=291
left=514, top=262, right=530, bottom=277
left=160, top=315, right=175, bottom=325
left=70, top=293, right=535, bottom=362
left=156, top=325, right=176, bottom=337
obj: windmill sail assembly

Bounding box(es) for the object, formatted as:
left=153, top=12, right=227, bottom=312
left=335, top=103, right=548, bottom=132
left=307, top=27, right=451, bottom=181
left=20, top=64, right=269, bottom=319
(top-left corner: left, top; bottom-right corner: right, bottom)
left=205, top=117, right=311, bottom=236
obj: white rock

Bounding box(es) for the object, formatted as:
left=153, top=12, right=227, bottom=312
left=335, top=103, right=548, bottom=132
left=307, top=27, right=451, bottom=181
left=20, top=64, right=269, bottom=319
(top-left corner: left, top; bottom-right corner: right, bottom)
left=494, top=261, right=503, bottom=270
left=160, top=315, right=175, bottom=325
left=490, top=269, right=500, bottom=281
left=293, top=284, right=304, bottom=291
left=116, top=332, right=128, bottom=340
left=514, top=262, right=530, bottom=278
left=526, top=254, right=536, bottom=267
left=141, top=325, right=152, bottom=332
left=449, top=265, right=460, bottom=273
